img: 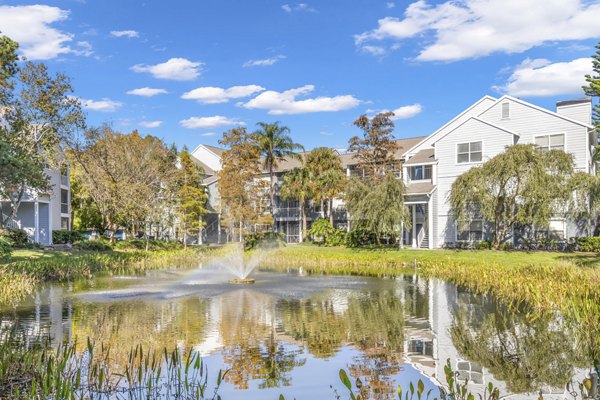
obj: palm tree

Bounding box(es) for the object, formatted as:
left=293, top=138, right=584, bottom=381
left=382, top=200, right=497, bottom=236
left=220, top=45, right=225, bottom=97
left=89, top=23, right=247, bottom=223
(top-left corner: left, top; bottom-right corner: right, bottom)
left=280, top=167, right=313, bottom=242
left=254, top=122, right=304, bottom=230
left=306, top=147, right=346, bottom=223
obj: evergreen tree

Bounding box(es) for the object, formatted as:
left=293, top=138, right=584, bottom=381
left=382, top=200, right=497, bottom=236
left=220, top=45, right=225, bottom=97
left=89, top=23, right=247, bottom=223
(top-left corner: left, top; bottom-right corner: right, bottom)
left=583, top=43, right=600, bottom=132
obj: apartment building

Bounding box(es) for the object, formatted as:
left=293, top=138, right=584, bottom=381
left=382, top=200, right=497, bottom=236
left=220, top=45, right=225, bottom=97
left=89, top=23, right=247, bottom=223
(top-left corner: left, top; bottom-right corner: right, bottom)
left=1, top=164, right=71, bottom=245
left=192, top=95, right=596, bottom=247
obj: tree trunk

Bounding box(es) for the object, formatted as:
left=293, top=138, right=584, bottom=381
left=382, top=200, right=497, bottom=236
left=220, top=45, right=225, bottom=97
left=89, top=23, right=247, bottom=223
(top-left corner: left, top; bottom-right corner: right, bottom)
left=301, top=201, right=307, bottom=242
left=329, top=197, right=334, bottom=226
left=269, top=164, right=276, bottom=232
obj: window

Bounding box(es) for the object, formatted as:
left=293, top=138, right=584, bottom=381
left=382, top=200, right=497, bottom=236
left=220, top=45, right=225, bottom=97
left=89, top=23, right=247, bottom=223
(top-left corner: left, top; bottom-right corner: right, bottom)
left=408, top=165, right=432, bottom=181
left=61, top=217, right=70, bottom=230
left=535, top=219, right=565, bottom=240
left=60, top=189, right=69, bottom=214
left=501, top=102, right=510, bottom=119
left=457, top=219, right=483, bottom=241
left=535, top=134, right=565, bottom=152
left=457, top=141, right=482, bottom=164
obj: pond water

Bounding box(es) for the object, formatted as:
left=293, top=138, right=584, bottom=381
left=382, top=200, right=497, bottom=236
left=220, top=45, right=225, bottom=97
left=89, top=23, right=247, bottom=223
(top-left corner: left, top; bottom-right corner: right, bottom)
left=0, top=263, right=591, bottom=399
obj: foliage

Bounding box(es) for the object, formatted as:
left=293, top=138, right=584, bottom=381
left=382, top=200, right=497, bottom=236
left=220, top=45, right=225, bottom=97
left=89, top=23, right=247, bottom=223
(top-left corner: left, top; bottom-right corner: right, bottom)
left=280, top=166, right=313, bottom=240
left=244, top=231, right=285, bottom=250
left=254, top=121, right=303, bottom=227
left=305, top=147, right=346, bottom=224
left=70, top=127, right=176, bottom=241
left=52, top=229, right=84, bottom=244
left=113, top=239, right=183, bottom=251
left=74, top=240, right=113, bottom=252
left=0, top=338, right=225, bottom=399
left=176, top=150, right=208, bottom=247
left=307, top=219, right=346, bottom=246
left=348, top=112, right=399, bottom=180
left=218, top=127, right=267, bottom=240
left=583, top=43, right=600, bottom=131
left=0, top=227, right=29, bottom=247
left=450, top=144, right=575, bottom=249
left=346, top=228, right=377, bottom=247
left=346, top=174, right=410, bottom=244
left=0, top=236, right=13, bottom=259
left=576, top=236, right=600, bottom=252
left=568, top=172, right=600, bottom=235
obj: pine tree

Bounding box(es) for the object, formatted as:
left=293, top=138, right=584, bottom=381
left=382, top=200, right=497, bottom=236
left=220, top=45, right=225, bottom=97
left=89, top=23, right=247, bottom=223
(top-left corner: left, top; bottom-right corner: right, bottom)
left=583, top=43, right=600, bottom=132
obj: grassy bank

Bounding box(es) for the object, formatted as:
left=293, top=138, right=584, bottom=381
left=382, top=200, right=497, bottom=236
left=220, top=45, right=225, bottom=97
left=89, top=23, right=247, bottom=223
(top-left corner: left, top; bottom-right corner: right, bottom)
left=0, top=247, right=212, bottom=307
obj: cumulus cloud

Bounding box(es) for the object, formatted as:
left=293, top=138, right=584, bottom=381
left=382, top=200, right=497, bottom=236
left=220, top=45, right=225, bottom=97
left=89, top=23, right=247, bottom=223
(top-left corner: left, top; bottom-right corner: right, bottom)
left=243, top=55, right=286, bottom=67
left=126, top=87, right=168, bottom=97
left=131, top=58, right=202, bottom=81
left=180, top=116, right=245, bottom=129
left=360, top=45, right=387, bottom=57
left=110, top=30, right=139, bottom=38
left=355, top=0, right=600, bottom=62
left=391, top=103, right=423, bottom=120
left=386, top=2, right=396, bottom=9
left=182, top=85, right=265, bottom=104
left=80, top=98, right=122, bottom=112
left=0, top=5, right=83, bottom=60
left=493, top=58, right=593, bottom=97
left=282, top=3, right=317, bottom=13
left=241, top=85, right=360, bottom=115
left=140, top=121, right=162, bottom=128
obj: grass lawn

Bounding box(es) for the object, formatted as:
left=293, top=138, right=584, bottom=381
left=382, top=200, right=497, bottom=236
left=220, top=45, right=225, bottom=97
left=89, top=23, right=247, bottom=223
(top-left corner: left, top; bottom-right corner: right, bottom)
left=5, top=249, right=74, bottom=263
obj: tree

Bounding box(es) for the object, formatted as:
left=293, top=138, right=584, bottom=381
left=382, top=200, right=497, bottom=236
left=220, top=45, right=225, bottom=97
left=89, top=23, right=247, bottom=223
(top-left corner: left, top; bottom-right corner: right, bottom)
left=583, top=43, right=600, bottom=132
left=305, top=147, right=346, bottom=224
left=218, top=127, right=266, bottom=241
left=176, top=150, right=207, bottom=248
left=449, top=144, right=574, bottom=249
left=280, top=167, right=313, bottom=241
left=0, top=36, right=85, bottom=226
left=348, top=112, right=399, bottom=180
left=254, top=122, right=303, bottom=230
left=70, top=126, right=175, bottom=241
left=346, top=174, right=410, bottom=245
left=568, top=172, right=600, bottom=236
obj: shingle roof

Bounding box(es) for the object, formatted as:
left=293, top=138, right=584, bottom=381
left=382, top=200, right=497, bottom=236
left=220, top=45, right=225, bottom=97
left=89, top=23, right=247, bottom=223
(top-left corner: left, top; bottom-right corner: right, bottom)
left=190, top=155, right=216, bottom=176
left=204, top=144, right=225, bottom=157
left=404, top=149, right=435, bottom=166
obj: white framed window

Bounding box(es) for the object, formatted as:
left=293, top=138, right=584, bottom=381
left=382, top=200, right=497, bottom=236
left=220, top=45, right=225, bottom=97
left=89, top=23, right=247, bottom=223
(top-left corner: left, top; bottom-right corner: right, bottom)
left=501, top=102, right=510, bottom=119
left=457, top=141, right=483, bottom=164
left=408, top=165, right=432, bottom=181
left=534, top=134, right=565, bottom=152
left=535, top=219, right=566, bottom=240
left=457, top=219, right=483, bottom=241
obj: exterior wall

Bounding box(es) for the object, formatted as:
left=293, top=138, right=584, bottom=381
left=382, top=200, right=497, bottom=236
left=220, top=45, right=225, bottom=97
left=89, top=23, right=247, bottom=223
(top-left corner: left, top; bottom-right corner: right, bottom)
left=434, top=118, right=515, bottom=246
left=557, top=101, right=592, bottom=125
left=431, top=188, right=438, bottom=248
left=191, top=146, right=222, bottom=172
left=38, top=202, right=50, bottom=244
left=478, top=98, right=591, bottom=172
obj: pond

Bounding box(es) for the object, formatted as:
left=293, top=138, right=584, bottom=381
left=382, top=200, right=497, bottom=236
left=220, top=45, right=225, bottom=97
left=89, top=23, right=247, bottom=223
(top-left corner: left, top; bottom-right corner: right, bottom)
left=0, top=262, right=591, bottom=399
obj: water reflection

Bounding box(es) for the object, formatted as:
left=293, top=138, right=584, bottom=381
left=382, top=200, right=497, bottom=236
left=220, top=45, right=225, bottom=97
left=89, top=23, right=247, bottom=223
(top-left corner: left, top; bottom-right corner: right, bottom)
left=0, top=271, right=591, bottom=399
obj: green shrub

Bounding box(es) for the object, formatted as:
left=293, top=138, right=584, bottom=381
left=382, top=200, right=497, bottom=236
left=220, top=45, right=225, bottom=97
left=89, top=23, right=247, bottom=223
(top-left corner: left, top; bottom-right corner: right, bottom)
left=113, top=239, right=183, bottom=251
left=475, top=240, right=492, bottom=250
left=326, top=229, right=346, bottom=247
left=307, top=219, right=335, bottom=244
left=0, top=237, right=13, bottom=259
left=0, top=228, right=29, bottom=248
left=52, top=230, right=84, bottom=244
left=244, top=231, right=285, bottom=250
left=345, top=228, right=377, bottom=248
left=576, top=236, right=600, bottom=252
left=74, top=240, right=112, bottom=251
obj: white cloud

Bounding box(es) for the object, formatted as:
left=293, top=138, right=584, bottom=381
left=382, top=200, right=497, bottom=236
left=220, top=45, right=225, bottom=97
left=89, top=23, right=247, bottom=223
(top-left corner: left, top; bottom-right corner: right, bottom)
left=140, top=121, right=162, bottom=128
left=282, top=3, right=317, bottom=13
left=180, top=116, right=245, bottom=129
left=126, top=87, right=168, bottom=97
left=360, top=45, right=387, bottom=57
left=243, top=55, right=286, bottom=67
left=493, top=58, right=593, bottom=97
left=110, top=30, right=139, bottom=38
left=199, top=132, right=216, bottom=137
left=241, top=85, right=360, bottom=115
left=356, top=0, right=600, bottom=62
left=182, top=85, right=264, bottom=104
left=0, top=5, right=81, bottom=60
left=391, top=103, right=422, bottom=120
left=72, top=41, right=93, bottom=57
left=386, top=2, right=396, bottom=9
left=131, top=58, right=202, bottom=81
left=80, top=98, right=122, bottom=112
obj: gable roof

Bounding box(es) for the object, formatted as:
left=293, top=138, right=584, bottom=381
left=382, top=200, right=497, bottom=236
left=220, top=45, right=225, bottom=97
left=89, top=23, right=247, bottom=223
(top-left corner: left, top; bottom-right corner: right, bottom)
left=190, top=154, right=216, bottom=176
left=404, top=149, right=435, bottom=166
left=433, top=116, right=520, bottom=146
left=203, top=144, right=225, bottom=157
left=481, top=95, right=595, bottom=130
left=401, top=95, right=498, bottom=157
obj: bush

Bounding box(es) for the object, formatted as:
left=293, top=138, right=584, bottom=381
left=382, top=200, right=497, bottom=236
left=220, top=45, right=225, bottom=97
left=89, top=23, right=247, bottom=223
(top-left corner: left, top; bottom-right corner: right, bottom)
left=0, top=228, right=29, bottom=248
left=345, top=228, right=377, bottom=248
left=307, top=219, right=335, bottom=244
left=576, top=237, right=600, bottom=252
left=475, top=240, right=492, bottom=250
left=0, top=237, right=13, bottom=259
left=113, top=239, right=183, bottom=251
left=52, top=230, right=84, bottom=244
left=244, top=231, right=285, bottom=250
left=74, top=240, right=112, bottom=252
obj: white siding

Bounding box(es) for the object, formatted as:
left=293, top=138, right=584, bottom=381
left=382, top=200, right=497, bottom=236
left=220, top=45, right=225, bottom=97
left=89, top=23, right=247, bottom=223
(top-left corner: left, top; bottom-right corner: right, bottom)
left=191, top=145, right=222, bottom=172
left=557, top=102, right=592, bottom=126
left=478, top=98, right=591, bottom=172
left=434, top=118, right=515, bottom=245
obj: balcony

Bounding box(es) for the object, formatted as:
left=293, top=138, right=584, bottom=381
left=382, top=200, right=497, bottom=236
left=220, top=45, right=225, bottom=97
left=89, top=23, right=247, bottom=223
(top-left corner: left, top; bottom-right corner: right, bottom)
left=273, top=207, right=300, bottom=220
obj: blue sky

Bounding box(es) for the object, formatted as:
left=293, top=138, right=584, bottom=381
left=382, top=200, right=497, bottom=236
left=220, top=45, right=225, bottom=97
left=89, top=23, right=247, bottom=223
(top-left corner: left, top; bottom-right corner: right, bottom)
left=1, top=0, right=598, bottom=151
